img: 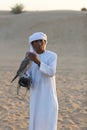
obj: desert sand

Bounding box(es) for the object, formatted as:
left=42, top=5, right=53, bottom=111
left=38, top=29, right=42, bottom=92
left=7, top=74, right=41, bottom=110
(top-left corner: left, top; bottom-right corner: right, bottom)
left=0, top=10, right=87, bottom=130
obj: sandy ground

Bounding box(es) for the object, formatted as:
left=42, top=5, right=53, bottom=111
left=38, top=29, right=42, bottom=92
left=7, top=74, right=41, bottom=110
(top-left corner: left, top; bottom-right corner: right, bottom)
left=0, top=10, right=87, bottom=130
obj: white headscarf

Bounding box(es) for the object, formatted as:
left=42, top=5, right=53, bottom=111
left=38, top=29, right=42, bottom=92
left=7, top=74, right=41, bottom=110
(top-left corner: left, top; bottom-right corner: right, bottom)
left=29, top=32, right=47, bottom=52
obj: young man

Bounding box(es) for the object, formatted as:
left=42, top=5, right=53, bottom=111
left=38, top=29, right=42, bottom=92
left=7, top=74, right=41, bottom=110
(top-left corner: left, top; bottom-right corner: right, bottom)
left=26, top=32, right=58, bottom=130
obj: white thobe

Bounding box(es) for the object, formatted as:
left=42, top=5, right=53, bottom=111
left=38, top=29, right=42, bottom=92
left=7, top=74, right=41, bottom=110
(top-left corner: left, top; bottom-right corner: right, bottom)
left=26, top=50, right=58, bottom=130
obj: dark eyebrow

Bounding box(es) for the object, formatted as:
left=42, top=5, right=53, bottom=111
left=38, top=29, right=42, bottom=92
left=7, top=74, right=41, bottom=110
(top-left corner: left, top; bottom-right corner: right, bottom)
left=31, top=39, right=43, bottom=44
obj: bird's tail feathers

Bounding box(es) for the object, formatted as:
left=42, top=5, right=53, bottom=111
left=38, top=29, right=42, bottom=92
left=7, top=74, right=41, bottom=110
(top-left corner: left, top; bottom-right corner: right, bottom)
left=11, top=74, right=18, bottom=83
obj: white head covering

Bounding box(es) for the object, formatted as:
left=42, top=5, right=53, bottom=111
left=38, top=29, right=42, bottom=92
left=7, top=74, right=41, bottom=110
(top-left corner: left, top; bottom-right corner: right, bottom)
left=29, top=32, right=47, bottom=52
left=29, top=32, right=47, bottom=44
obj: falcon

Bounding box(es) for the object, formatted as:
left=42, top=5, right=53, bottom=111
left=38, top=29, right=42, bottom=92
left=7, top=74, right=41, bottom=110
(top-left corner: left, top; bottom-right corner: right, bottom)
left=11, top=52, right=32, bottom=83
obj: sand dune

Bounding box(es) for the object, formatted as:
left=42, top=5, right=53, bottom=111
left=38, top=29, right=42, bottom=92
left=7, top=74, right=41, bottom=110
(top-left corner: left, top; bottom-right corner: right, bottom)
left=0, top=11, right=87, bottom=72
left=0, top=10, right=87, bottom=130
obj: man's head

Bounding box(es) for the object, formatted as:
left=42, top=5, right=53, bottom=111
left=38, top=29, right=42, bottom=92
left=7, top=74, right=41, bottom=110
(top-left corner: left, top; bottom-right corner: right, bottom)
left=29, top=32, right=47, bottom=54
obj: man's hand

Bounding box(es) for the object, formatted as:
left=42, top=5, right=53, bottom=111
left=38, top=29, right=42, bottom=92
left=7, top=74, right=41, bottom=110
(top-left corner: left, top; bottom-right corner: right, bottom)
left=28, top=52, right=41, bottom=66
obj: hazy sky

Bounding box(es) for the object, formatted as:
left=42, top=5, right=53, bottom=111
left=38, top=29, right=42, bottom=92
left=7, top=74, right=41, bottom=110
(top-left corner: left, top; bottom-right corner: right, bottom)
left=0, top=0, right=87, bottom=11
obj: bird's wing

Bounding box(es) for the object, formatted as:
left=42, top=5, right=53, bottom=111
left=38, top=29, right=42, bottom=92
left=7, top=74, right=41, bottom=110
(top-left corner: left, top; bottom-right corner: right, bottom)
left=11, top=57, right=30, bottom=82
left=11, top=52, right=31, bottom=82
left=17, top=57, right=31, bottom=75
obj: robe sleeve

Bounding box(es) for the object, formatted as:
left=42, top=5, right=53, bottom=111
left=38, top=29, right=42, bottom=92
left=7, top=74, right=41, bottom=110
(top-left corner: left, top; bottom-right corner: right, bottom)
left=39, top=53, right=57, bottom=77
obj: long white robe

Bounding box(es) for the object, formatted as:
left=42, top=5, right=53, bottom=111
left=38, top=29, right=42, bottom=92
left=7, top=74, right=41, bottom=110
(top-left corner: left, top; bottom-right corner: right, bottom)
left=26, top=50, right=58, bottom=130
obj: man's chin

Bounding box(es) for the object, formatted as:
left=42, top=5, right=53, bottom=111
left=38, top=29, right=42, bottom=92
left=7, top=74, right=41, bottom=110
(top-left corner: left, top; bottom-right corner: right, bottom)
left=36, top=50, right=45, bottom=54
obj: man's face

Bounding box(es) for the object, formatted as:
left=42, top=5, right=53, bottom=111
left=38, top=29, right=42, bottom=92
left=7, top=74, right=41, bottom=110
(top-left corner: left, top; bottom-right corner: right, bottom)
left=31, top=39, right=46, bottom=54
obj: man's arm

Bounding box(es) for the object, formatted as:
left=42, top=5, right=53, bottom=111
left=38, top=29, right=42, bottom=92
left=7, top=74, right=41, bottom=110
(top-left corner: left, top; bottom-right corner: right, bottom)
left=39, top=54, right=57, bottom=77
